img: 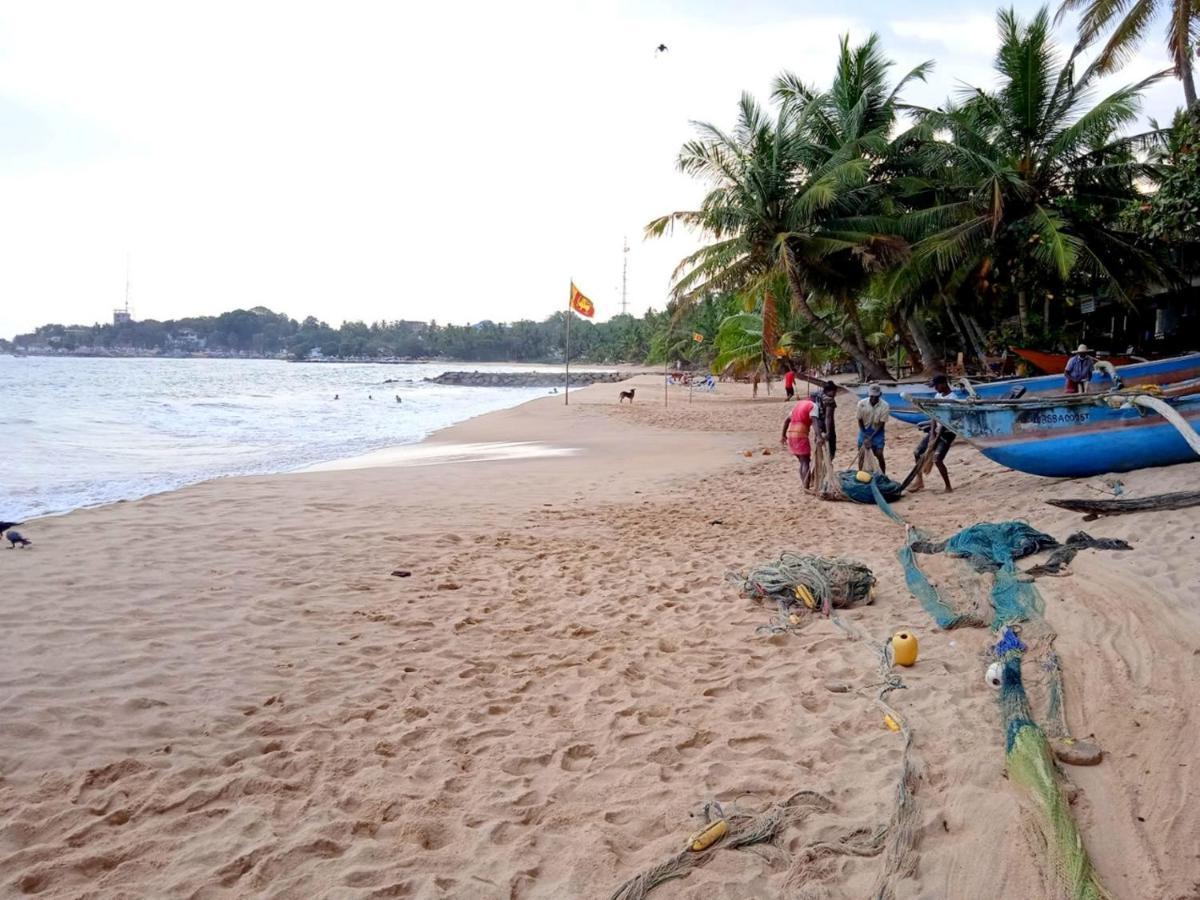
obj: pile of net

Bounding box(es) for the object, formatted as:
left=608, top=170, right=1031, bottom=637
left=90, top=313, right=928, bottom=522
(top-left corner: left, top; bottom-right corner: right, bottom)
left=732, top=552, right=875, bottom=617
left=839, top=471, right=903, bottom=504
left=903, top=521, right=1131, bottom=629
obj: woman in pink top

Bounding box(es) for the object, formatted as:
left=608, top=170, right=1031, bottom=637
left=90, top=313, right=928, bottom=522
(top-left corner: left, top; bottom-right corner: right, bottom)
left=780, top=397, right=815, bottom=487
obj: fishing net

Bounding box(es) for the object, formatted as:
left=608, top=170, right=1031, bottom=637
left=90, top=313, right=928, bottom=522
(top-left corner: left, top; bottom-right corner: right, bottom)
left=867, top=489, right=1114, bottom=897
left=939, top=522, right=1059, bottom=572
left=896, top=542, right=989, bottom=629
left=992, top=629, right=1110, bottom=899
left=732, top=553, right=875, bottom=618
left=839, top=471, right=903, bottom=504
left=607, top=791, right=832, bottom=900
left=901, top=522, right=1047, bottom=629
left=810, top=433, right=845, bottom=500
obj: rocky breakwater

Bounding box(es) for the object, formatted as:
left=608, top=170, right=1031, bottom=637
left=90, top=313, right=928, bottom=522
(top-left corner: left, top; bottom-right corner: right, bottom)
left=426, top=371, right=624, bottom=387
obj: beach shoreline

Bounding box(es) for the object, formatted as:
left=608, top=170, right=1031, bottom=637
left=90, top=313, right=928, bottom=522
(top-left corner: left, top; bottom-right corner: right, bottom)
left=2, top=374, right=1198, bottom=898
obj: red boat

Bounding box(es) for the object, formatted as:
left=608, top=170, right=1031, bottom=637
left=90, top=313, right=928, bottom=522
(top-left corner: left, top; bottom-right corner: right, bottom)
left=1011, top=347, right=1139, bottom=374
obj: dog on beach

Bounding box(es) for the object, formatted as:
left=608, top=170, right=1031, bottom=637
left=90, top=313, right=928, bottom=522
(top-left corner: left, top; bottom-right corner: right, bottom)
left=618, top=388, right=636, bottom=404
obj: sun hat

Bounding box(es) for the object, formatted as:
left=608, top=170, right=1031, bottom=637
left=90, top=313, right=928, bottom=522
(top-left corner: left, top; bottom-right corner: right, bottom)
left=868, top=384, right=882, bottom=396
left=1075, top=343, right=1091, bottom=353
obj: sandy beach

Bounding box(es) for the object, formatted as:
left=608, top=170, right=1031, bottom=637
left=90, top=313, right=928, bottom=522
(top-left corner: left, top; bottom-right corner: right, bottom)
left=2, top=375, right=1199, bottom=899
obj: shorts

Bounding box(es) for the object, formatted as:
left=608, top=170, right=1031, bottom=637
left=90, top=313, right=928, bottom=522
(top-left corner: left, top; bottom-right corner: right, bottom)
left=785, top=385, right=795, bottom=399
left=857, top=428, right=885, bottom=451
left=916, top=430, right=956, bottom=463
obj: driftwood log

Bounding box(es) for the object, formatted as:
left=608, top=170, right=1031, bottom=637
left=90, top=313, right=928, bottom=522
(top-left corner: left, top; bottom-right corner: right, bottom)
left=1046, top=490, right=1200, bottom=517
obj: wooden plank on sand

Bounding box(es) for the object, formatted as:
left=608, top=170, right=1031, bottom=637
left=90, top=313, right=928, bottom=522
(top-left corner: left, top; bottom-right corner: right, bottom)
left=1046, top=490, right=1200, bottom=516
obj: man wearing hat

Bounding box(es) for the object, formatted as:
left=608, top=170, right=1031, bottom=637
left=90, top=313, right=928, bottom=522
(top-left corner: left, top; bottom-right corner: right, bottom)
left=1064, top=344, right=1096, bottom=394
left=855, top=384, right=890, bottom=473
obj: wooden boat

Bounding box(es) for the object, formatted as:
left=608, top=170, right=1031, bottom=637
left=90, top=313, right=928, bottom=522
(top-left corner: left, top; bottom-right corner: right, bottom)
left=909, top=381, right=1200, bottom=477
left=849, top=352, right=1200, bottom=425
left=1010, top=347, right=1139, bottom=374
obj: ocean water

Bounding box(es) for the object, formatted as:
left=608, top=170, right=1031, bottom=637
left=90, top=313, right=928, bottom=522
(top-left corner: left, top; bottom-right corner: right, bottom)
left=0, top=356, right=586, bottom=521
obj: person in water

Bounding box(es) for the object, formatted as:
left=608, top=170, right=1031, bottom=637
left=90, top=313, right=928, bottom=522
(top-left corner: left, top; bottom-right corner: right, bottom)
left=912, top=374, right=957, bottom=492
left=856, top=385, right=890, bottom=474
left=780, top=393, right=816, bottom=487
left=1064, top=344, right=1096, bottom=393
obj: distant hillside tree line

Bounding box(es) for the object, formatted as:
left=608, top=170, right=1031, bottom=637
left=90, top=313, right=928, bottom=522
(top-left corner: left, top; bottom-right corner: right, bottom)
left=5, top=301, right=740, bottom=367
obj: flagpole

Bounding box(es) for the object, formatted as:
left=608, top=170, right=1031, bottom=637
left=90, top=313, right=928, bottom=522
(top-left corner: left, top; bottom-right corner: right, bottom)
left=565, top=280, right=571, bottom=405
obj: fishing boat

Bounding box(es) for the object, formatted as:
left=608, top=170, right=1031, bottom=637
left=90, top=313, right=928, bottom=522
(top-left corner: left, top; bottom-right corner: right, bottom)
left=1010, top=347, right=1139, bottom=374
left=909, top=380, right=1200, bottom=477
left=849, top=352, right=1200, bottom=425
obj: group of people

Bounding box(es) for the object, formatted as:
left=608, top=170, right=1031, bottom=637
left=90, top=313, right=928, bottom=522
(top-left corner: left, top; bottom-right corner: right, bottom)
left=780, top=373, right=957, bottom=493
left=773, top=343, right=1105, bottom=497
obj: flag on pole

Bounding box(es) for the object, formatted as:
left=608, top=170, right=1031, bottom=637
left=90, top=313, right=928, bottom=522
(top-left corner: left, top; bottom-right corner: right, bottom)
left=569, top=282, right=595, bottom=318
left=692, top=332, right=704, bottom=343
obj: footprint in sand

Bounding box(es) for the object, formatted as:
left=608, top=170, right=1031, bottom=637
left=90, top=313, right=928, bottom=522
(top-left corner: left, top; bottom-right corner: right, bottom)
left=559, top=743, right=596, bottom=772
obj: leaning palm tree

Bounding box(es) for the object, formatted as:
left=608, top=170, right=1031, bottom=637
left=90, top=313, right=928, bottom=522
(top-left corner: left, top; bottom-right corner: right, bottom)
left=1057, top=0, right=1198, bottom=108
left=888, top=7, right=1168, bottom=338
left=647, top=36, right=929, bottom=381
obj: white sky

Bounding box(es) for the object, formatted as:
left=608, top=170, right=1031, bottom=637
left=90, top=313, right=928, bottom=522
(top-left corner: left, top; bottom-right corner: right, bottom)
left=0, top=0, right=1185, bottom=338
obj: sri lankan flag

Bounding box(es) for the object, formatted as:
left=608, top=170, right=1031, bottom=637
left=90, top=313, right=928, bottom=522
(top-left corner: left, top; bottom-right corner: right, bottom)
left=569, top=282, right=595, bottom=318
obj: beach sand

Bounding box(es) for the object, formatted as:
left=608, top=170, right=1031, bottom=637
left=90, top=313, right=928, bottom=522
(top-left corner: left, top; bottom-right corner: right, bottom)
left=2, top=375, right=1198, bottom=899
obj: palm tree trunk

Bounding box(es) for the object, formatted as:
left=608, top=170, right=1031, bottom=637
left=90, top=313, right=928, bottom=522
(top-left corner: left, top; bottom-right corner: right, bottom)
left=784, top=263, right=892, bottom=381
left=1017, top=289, right=1030, bottom=336
left=889, top=313, right=921, bottom=373
left=944, top=303, right=990, bottom=373
left=905, top=311, right=939, bottom=375
left=965, top=313, right=994, bottom=373
left=1181, top=40, right=1198, bottom=109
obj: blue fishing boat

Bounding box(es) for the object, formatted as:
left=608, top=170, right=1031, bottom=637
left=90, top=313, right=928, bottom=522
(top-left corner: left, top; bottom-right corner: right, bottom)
left=849, top=353, right=1200, bottom=425
left=909, top=382, right=1200, bottom=477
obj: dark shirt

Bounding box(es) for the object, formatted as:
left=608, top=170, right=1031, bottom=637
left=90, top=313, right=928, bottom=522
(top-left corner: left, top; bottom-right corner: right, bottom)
left=812, top=392, right=838, bottom=457
left=1065, top=354, right=1094, bottom=383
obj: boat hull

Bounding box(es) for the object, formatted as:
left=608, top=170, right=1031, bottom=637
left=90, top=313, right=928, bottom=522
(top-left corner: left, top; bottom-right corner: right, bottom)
left=851, top=353, right=1200, bottom=425
left=1010, top=347, right=1137, bottom=374
left=912, top=394, right=1200, bottom=478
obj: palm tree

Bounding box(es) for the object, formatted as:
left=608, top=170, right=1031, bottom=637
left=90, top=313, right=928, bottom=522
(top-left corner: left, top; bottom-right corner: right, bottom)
left=647, top=37, right=929, bottom=381
left=888, top=7, right=1168, bottom=339
left=1057, top=0, right=1198, bottom=108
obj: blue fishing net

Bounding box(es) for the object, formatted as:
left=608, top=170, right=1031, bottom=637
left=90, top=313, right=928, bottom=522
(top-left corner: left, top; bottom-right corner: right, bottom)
left=839, top=471, right=903, bottom=504
left=943, top=522, right=1058, bottom=571
left=898, top=522, right=1050, bottom=629
left=897, top=543, right=972, bottom=628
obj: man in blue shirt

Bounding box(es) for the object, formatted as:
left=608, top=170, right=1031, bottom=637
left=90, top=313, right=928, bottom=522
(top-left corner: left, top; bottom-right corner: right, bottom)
left=1064, top=344, right=1095, bottom=394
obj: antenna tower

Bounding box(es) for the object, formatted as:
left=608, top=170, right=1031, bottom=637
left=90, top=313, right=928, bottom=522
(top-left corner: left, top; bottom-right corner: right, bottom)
left=621, top=236, right=629, bottom=316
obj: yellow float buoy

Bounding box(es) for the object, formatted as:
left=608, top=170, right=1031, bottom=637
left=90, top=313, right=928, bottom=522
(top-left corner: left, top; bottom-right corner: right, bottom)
left=689, top=819, right=728, bottom=851
left=793, top=584, right=817, bottom=609
left=883, top=713, right=902, bottom=732
left=891, top=630, right=919, bottom=667
left=855, top=470, right=872, bottom=483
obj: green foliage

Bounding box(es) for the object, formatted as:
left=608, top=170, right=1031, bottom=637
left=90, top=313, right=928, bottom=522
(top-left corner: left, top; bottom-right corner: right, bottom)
left=886, top=7, right=1169, bottom=339
left=10, top=306, right=678, bottom=365
left=647, top=34, right=931, bottom=379
left=1138, top=113, right=1200, bottom=241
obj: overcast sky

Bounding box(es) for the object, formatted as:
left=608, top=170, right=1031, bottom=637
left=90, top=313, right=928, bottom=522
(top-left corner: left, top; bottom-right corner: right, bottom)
left=0, top=0, right=1184, bottom=339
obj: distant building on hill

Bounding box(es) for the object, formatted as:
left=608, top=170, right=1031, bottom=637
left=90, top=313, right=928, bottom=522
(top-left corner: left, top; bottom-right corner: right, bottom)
left=113, top=305, right=132, bottom=326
